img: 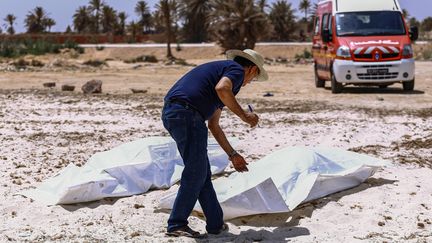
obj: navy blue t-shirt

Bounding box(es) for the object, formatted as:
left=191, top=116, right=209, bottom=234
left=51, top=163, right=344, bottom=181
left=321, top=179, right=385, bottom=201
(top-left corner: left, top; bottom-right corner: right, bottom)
left=164, top=60, right=244, bottom=120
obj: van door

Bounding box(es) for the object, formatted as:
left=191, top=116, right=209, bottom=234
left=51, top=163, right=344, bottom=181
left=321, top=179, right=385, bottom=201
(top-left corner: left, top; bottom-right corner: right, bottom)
left=312, top=15, right=325, bottom=78
left=321, top=13, right=333, bottom=80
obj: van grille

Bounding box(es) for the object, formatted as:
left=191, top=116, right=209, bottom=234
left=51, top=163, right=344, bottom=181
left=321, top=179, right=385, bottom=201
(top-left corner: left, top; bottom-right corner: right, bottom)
left=353, top=46, right=400, bottom=60
left=357, top=73, right=399, bottom=80
left=357, top=64, right=398, bottom=80
left=354, top=53, right=399, bottom=59
left=354, top=54, right=372, bottom=59
left=382, top=53, right=399, bottom=59
left=361, top=64, right=393, bottom=68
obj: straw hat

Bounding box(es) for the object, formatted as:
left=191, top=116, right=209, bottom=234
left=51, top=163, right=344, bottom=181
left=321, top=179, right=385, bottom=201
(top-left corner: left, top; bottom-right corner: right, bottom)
left=226, top=49, right=269, bottom=81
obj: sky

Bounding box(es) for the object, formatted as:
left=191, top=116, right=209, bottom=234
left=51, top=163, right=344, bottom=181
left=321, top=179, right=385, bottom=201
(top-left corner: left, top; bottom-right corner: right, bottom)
left=0, top=0, right=430, bottom=33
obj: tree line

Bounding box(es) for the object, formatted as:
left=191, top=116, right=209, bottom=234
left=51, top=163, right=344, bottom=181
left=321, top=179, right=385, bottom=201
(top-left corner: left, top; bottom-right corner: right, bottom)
left=0, top=1, right=310, bottom=47
left=1, top=0, right=431, bottom=53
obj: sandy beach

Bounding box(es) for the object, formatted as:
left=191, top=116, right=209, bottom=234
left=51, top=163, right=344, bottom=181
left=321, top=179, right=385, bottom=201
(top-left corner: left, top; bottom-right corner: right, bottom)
left=1, top=46, right=431, bottom=242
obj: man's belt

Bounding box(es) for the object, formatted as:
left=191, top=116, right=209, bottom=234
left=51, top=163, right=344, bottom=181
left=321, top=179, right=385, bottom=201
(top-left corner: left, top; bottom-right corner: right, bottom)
left=168, top=99, right=205, bottom=119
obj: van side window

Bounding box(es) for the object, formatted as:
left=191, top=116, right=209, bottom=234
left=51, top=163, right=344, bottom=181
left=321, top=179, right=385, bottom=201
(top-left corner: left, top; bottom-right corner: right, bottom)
left=322, top=14, right=329, bottom=33
left=314, top=16, right=320, bottom=35
left=327, top=14, right=333, bottom=40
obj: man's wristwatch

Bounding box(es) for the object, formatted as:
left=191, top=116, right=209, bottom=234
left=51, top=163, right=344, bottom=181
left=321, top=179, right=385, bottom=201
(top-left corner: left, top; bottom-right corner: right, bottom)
left=228, top=150, right=238, bottom=158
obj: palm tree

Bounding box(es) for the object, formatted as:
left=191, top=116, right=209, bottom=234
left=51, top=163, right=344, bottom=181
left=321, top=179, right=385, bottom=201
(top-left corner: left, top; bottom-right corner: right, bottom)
left=101, top=5, right=117, bottom=33
left=402, top=9, right=410, bottom=20
left=128, top=20, right=141, bottom=40
left=4, top=14, right=16, bottom=35
left=310, top=3, right=318, bottom=17
left=421, top=17, right=432, bottom=32
left=210, top=0, right=270, bottom=50
left=170, top=1, right=181, bottom=37
left=117, top=12, right=128, bottom=35
left=44, top=18, right=56, bottom=32
left=269, top=0, right=296, bottom=41
left=135, top=1, right=152, bottom=33
left=257, top=0, right=268, bottom=13
left=73, top=6, right=91, bottom=33
left=88, top=0, right=104, bottom=33
left=65, top=25, right=73, bottom=33
left=25, top=6, right=50, bottom=33
left=299, top=0, right=311, bottom=22
left=307, top=2, right=318, bottom=32
left=156, top=0, right=176, bottom=59
left=179, top=0, right=213, bottom=43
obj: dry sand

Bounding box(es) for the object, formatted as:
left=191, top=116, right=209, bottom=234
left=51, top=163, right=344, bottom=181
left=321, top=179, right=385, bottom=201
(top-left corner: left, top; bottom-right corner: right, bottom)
left=1, top=46, right=431, bottom=242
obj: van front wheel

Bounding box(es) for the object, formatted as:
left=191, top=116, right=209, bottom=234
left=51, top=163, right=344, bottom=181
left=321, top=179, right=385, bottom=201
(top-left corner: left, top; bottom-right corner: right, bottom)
left=314, top=65, right=325, bottom=88
left=331, top=73, right=343, bottom=94
left=402, top=79, right=415, bottom=91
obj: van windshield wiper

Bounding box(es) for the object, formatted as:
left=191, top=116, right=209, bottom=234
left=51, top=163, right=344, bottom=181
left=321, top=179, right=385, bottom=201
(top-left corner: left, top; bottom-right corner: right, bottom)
left=338, top=32, right=368, bottom=36
left=364, top=31, right=403, bottom=36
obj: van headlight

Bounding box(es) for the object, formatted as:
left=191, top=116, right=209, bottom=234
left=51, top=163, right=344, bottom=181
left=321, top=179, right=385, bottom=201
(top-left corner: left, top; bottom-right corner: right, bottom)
left=336, top=45, right=351, bottom=59
left=402, top=44, right=413, bottom=59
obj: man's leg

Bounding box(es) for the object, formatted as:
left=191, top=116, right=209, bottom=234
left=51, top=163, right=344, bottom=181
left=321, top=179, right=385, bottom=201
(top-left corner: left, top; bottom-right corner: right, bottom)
left=162, top=105, right=209, bottom=232
left=198, top=159, right=224, bottom=233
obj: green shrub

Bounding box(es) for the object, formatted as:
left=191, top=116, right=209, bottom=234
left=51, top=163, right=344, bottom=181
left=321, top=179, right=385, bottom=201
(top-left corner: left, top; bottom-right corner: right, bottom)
left=0, top=41, right=17, bottom=58
left=64, top=40, right=84, bottom=53
left=294, top=48, right=313, bottom=62
left=0, top=39, right=84, bottom=58
left=303, top=49, right=312, bottom=59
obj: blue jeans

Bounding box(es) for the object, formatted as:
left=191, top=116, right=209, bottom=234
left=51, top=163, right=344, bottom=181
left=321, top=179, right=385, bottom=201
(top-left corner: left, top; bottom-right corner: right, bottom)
left=162, top=102, right=224, bottom=233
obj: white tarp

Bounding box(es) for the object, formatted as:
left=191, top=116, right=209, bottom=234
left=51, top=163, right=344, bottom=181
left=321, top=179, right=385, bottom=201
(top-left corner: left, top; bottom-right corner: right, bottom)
left=159, top=147, right=389, bottom=219
left=20, top=137, right=230, bottom=205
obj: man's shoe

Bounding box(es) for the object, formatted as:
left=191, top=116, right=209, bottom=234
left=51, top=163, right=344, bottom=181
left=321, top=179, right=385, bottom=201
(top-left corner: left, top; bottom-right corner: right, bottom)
left=208, top=223, right=229, bottom=235
left=166, top=225, right=207, bottom=239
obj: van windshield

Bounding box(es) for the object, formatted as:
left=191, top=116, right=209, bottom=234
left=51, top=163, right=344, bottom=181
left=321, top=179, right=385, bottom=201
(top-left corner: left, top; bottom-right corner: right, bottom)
left=336, top=11, right=406, bottom=36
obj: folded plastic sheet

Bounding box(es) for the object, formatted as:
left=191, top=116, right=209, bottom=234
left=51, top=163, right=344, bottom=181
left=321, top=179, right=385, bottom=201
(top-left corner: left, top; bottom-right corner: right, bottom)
left=159, top=147, right=389, bottom=219
left=20, top=137, right=230, bottom=205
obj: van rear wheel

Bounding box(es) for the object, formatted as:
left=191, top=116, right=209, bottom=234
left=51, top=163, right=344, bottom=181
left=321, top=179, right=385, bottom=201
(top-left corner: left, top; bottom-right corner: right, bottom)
left=402, top=79, right=415, bottom=91
left=314, top=65, right=325, bottom=88
left=331, top=72, right=343, bottom=94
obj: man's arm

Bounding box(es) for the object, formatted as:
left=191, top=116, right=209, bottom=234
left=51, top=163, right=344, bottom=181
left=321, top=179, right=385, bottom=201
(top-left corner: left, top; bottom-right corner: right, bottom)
left=215, top=77, right=258, bottom=127
left=208, top=109, right=248, bottom=172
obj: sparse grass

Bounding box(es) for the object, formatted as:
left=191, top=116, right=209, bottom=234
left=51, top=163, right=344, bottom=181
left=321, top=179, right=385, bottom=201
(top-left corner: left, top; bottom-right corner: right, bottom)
left=165, top=57, right=195, bottom=66
left=11, top=59, right=45, bottom=68
left=11, top=59, right=29, bottom=68
left=422, top=48, right=432, bottom=60
left=124, top=55, right=158, bottom=64
left=83, top=59, right=107, bottom=67
left=31, top=59, right=44, bottom=67
left=415, top=44, right=432, bottom=60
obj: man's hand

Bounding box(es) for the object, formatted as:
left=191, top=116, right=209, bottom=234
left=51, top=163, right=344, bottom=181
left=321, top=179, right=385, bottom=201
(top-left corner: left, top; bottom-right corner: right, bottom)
left=242, top=112, right=259, bottom=128
left=229, top=153, right=249, bottom=172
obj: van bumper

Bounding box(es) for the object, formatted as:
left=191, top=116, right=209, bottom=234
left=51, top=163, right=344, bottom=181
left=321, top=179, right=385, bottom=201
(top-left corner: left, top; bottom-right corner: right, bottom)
left=333, top=59, right=415, bottom=84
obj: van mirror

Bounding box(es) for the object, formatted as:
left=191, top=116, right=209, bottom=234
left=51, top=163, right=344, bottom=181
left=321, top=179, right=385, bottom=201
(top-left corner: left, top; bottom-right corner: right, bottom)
left=322, top=28, right=331, bottom=43
left=409, top=26, right=419, bottom=41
